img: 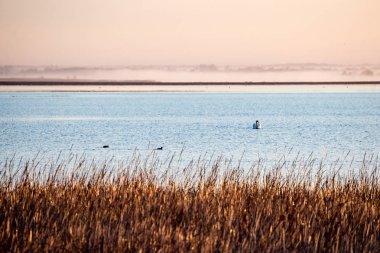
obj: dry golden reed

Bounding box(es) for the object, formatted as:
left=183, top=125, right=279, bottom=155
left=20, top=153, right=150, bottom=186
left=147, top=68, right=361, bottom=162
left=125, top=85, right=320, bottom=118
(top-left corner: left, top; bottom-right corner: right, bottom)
left=0, top=153, right=379, bottom=252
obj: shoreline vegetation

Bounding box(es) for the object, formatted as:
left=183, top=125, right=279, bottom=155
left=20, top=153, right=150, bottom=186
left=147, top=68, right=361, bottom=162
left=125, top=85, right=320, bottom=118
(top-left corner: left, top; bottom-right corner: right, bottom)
left=1, top=153, right=379, bottom=252
left=1, top=80, right=380, bottom=92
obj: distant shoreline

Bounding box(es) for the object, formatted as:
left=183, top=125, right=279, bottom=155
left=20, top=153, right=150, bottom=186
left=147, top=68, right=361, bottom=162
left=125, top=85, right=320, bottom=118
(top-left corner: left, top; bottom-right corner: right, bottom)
left=1, top=80, right=380, bottom=92
left=1, top=80, right=380, bottom=85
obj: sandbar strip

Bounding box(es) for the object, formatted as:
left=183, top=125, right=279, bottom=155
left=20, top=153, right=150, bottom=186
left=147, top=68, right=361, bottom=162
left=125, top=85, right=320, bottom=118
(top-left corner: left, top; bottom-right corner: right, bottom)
left=0, top=83, right=380, bottom=92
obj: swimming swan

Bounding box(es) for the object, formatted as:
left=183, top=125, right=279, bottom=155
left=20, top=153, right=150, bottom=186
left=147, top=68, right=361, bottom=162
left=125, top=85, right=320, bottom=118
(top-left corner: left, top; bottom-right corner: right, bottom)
left=253, top=120, right=261, bottom=129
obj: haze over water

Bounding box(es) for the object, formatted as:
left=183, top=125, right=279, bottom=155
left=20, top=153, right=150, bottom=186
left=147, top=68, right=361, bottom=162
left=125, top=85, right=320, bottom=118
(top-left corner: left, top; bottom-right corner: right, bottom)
left=1, top=0, right=380, bottom=168
left=2, top=64, right=380, bottom=82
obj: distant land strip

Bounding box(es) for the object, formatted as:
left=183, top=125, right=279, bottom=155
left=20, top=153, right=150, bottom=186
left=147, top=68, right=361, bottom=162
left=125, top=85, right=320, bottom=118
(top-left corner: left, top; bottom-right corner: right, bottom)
left=1, top=80, right=380, bottom=86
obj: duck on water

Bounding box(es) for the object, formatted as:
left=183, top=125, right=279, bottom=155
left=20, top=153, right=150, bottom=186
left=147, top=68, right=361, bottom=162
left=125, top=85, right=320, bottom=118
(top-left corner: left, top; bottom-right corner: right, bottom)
left=253, top=120, right=261, bottom=129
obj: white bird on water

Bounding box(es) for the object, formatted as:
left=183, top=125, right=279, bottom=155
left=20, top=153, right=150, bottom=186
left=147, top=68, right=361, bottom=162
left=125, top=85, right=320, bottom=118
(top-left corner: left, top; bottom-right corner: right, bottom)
left=253, top=120, right=261, bottom=129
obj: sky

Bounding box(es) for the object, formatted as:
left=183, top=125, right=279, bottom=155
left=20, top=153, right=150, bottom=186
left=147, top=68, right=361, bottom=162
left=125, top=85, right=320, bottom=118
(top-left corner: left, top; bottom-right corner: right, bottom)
left=0, top=0, right=379, bottom=66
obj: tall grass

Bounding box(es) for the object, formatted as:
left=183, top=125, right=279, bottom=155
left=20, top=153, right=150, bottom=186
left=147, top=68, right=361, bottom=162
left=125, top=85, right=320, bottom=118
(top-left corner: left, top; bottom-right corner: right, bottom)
left=0, top=153, right=379, bottom=252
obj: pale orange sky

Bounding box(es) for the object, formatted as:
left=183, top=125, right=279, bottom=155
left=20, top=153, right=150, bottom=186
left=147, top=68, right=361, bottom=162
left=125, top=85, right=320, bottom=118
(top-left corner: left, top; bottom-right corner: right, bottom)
left=0, top=0, right=379, bottom=66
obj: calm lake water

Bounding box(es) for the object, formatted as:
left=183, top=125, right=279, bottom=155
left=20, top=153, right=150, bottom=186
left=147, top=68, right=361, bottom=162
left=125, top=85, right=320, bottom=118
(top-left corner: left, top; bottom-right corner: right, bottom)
left=0, top=92, right=379, bottom=166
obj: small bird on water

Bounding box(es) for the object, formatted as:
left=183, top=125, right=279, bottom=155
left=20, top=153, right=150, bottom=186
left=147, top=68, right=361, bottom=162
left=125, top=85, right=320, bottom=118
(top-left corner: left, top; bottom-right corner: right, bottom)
left=156, top=147, right=163, bottom=150
left=253, top=120, right=261, bottom=129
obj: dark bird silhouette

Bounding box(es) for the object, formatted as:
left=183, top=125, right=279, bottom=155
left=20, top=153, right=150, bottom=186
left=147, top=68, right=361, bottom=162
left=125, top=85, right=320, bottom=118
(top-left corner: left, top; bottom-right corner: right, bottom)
left=156, top=147, right=163, bottom=150
left=102, top=145, right=109, bottom=148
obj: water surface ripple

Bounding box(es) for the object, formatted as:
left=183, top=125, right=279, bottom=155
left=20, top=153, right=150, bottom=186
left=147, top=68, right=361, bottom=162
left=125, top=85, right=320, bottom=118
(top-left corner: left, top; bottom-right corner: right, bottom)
left=0, top=92, right=379, bottom=165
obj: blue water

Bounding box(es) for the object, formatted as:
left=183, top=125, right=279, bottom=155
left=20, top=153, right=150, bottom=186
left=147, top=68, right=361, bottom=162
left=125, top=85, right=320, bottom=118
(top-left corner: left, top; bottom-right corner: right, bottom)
left=0, top=92, right=379, bottom=165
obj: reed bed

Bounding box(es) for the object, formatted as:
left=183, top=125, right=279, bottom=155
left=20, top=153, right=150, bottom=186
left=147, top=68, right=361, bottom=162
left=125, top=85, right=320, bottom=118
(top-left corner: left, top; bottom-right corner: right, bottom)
left=0, top=153, right=379, bottom=252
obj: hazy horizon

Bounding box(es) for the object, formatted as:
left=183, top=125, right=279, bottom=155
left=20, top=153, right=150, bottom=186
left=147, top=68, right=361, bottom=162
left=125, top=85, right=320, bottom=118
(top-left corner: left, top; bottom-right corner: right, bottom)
left=1, top=0, right=380, bottom=66
left=1, top=63, right=379, bottom=82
